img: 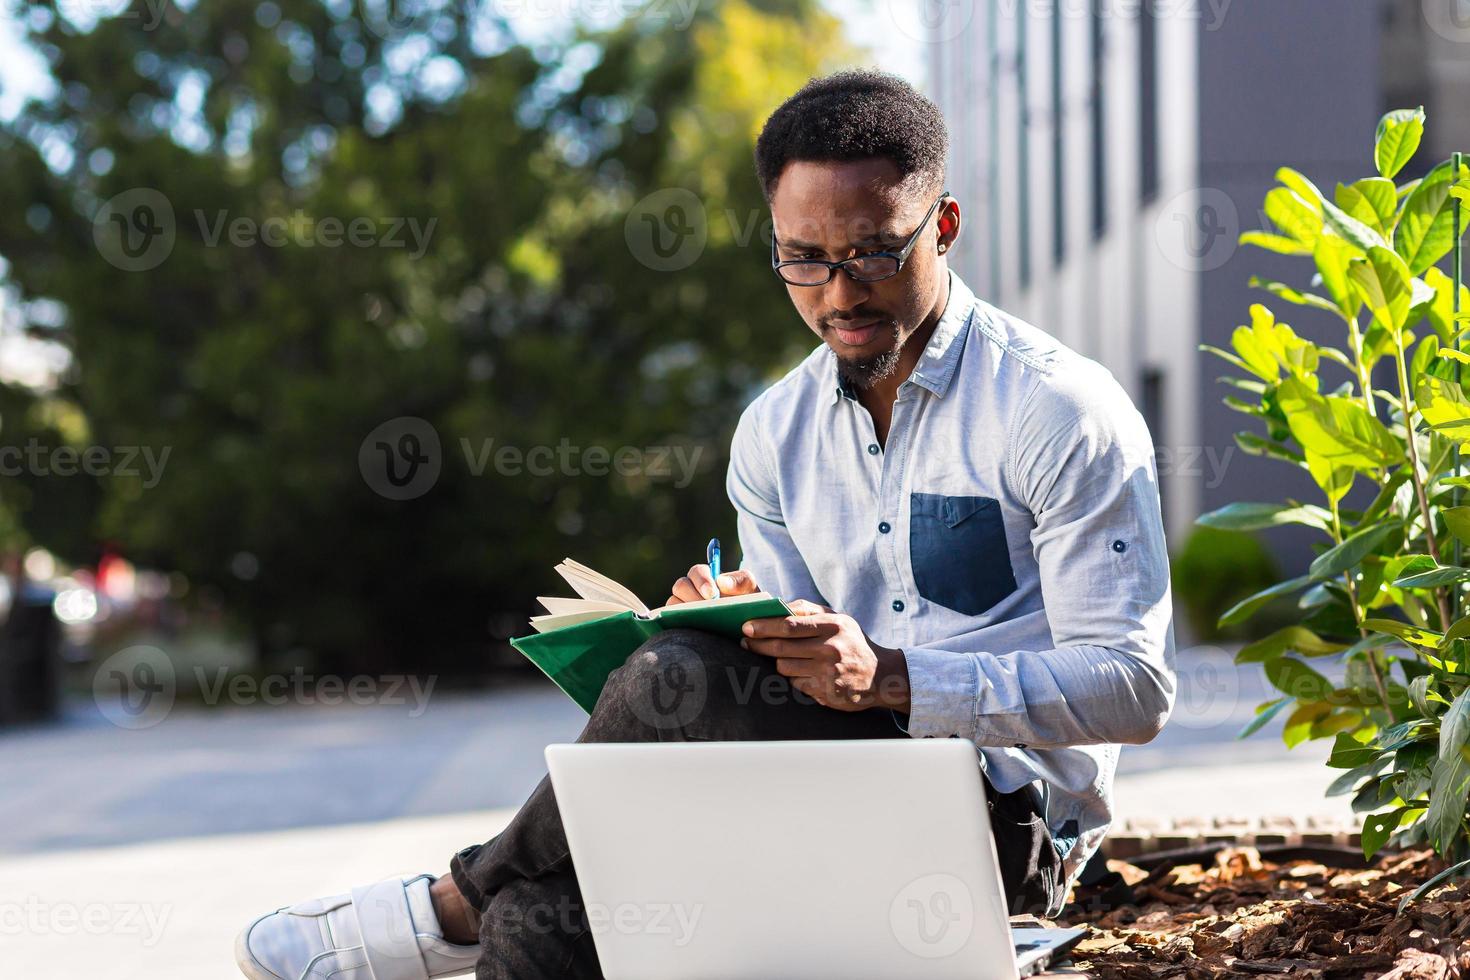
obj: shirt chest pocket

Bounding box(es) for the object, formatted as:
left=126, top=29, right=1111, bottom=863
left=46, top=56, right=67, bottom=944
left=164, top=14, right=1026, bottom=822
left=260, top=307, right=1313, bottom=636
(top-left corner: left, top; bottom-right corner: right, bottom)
left=908, top=492, right=1018, bottom=616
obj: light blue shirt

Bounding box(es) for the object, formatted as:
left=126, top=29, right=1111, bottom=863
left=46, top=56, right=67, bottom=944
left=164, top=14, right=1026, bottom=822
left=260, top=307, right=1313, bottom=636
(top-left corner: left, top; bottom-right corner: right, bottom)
left=725, top=271, right=1176, bottom=887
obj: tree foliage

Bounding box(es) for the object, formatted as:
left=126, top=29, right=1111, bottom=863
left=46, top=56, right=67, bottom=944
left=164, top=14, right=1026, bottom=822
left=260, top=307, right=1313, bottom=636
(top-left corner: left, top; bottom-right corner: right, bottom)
left=0, top=0, right=845, bottom=672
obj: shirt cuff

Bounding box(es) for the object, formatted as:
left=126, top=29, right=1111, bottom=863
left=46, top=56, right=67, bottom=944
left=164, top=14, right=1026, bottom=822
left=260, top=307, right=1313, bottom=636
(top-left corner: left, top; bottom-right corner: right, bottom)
left=897, top=647, right=979, bottom=740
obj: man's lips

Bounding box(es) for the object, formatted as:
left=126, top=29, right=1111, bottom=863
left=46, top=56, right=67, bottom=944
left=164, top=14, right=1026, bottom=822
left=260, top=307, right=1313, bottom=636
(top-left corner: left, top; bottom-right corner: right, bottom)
left=829, top=317, right=884, bottom=347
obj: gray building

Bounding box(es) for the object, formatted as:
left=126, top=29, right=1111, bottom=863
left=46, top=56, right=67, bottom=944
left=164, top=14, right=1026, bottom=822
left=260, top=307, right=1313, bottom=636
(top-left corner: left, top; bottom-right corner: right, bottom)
left=927, top=0, right=1467, bottom=572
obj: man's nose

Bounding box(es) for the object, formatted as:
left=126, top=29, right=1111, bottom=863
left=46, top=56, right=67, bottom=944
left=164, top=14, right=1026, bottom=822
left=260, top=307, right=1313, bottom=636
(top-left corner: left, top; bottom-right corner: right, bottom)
left=822, top=268, right=871, bottom=313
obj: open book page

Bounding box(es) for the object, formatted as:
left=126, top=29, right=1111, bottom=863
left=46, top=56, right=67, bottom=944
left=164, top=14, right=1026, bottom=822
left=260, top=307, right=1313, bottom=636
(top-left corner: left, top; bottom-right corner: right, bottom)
left=529, top=608, right=629, bottom=633
left=535, top=596, right=628, bottom=617
left=553, top=559, right=650, bottom=616
left=649, top=592, right=776, bottom=616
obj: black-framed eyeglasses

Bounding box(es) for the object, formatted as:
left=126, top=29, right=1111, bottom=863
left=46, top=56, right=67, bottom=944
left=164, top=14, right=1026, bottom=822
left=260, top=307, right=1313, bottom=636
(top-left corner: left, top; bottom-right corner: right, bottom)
left=770, top=190, right=950, bottom=287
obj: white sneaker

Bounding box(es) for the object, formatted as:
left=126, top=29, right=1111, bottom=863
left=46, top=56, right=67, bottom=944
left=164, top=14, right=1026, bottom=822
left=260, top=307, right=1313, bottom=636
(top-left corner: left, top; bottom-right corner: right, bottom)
left=235, top=873, right=479, bottom=980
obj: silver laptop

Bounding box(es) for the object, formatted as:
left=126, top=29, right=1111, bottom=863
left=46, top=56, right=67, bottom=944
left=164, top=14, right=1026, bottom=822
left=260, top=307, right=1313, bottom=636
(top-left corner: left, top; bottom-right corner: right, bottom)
left=545, top=739, right=1085, bottom=979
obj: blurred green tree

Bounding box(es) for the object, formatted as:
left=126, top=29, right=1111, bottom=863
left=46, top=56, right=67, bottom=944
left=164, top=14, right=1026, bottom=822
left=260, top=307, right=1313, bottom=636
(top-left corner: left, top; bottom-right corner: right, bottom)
left=0, top=0, right=847, bottom=674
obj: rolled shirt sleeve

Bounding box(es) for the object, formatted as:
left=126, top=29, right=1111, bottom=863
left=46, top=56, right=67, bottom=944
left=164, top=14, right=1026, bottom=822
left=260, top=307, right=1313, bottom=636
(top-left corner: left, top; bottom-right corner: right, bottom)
left=901, top=364, right=1177, bottom=747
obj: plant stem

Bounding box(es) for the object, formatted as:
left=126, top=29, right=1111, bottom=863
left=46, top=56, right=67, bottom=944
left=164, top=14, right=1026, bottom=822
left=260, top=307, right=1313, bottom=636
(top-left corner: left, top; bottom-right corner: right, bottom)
left=1331, top=495, right=1393, bottom=711
left=1394, top=344, right=1454, bottom=630
left=1346, top=314, right=1376, bottom=419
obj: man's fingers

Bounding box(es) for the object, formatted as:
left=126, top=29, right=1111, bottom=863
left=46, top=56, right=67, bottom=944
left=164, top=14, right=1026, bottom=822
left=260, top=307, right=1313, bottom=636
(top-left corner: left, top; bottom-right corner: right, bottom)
left=742, top=614, right=837, bottom=639
left=785, top=598, right=832, bottom=616
left=715, top=569, right=759, bottom=596
left=774, top=657, right=820, bottom=677
left=669, top=575, right=704, bottom=605
left=686, top=564, right=719, bottom=600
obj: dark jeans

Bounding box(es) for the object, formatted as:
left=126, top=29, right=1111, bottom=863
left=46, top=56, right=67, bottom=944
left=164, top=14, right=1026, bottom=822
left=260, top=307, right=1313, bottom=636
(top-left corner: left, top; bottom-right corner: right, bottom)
left=450, top=629, right=1064, bottom=979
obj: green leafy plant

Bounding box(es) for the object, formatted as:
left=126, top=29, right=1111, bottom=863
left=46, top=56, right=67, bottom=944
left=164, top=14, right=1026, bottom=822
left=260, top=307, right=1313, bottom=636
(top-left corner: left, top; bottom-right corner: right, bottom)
left=1202, top=107, right=1470, bottom=872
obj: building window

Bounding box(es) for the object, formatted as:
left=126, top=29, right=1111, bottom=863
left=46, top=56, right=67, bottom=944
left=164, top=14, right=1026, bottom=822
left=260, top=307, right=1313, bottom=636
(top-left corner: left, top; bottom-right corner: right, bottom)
left=1139, top=0, right=1159, bottom=203
left=1090, top=0, right=1107, bottom=239
left=1051, top=8, right=1064, bottom=266
left=1018, top=8, right=1031, bottom=288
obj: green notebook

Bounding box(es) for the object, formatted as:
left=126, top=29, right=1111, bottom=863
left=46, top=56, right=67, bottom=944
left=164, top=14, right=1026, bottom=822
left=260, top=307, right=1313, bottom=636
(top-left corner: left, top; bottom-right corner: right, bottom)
left=511, top=558, right=792, bottom=713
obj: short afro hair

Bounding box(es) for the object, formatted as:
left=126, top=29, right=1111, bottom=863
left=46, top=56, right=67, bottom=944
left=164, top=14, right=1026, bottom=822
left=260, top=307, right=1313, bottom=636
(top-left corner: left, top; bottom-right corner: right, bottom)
left=754, top=69, right=948, bottom=200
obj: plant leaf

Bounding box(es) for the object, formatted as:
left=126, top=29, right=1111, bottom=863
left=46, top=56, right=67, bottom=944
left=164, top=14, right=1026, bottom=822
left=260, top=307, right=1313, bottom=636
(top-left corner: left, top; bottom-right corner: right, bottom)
left=1396, top=159, right=1458, bottom=276
left=1398, top=857, right=1470, bottom=914
left=1395, top=566, right=1470, bottom=588
left=1362, top=618, right=1443, bottom=648
left=1442, top=506, right=1470, bottom=546
left=1237, top=626, right=1346, bottom=664
left=1327, top=730, right=1381, bottom=769
left=1218, top=574, right=1315, bottom=628
left=1375, top=107, right=1425, bottom=179
left=1240, top=231, right=1312, bottom=255
left=1196, top=502, right=1332, bottom=532
left=1267, top=656, right=1335, bottom=704
left=1238, top=697, right=1293, bottom=739
left=1348, top=246, right=1415, bottom=335
left=1309, top=520, right=1398, bottom=580
left=1278, top=376, right=1402, bottom=471
left=1363, top=807, right=1408, bottom=859
left=1427, top=687, right=1470, bottom=851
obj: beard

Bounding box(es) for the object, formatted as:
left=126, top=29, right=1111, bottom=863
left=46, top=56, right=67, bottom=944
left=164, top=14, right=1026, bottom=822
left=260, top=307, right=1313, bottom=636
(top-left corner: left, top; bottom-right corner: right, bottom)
left=831, top=321, right=904, bottom=390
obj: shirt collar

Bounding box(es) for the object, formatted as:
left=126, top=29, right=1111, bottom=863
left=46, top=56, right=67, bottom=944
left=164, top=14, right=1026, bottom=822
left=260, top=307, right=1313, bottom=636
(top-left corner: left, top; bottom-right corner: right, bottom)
left=828, top=271, right=976, bottom=404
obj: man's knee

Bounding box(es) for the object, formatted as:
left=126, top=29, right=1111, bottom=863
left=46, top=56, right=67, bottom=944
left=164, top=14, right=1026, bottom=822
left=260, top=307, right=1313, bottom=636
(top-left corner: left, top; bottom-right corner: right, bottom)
left=596, top=629, right=772, bottom=732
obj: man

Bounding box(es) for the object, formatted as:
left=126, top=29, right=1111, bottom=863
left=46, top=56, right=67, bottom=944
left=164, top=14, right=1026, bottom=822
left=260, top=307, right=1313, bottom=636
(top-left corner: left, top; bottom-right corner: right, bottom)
left=236, top=68, right=1175, bottom=980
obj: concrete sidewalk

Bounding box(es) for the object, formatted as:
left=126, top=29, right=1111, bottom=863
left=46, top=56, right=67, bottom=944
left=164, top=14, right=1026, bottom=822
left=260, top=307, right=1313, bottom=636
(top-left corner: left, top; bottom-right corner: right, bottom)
left=0, top=808, right=515, bottom=978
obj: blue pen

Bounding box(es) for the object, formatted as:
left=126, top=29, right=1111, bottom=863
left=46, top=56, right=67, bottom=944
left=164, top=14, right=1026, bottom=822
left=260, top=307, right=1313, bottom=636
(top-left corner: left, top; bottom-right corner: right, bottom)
left=706, top=538, right=721, bottom=597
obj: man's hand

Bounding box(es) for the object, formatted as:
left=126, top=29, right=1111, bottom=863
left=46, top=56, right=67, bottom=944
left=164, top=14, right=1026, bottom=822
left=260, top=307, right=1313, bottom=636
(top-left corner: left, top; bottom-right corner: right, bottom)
left=740, top=600, right=911, bottom=713
left=666, top=564, right=759, bottom=605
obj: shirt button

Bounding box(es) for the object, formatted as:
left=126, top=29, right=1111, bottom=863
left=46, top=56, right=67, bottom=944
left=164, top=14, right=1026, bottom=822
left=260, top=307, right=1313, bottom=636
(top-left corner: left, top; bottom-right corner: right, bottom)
left=867, top=443, right=879, bottom=455
left=878, top=521, right=891, bottom=534
left=1112, top=539, right=1127, bottom=553
left=891, top=599, right=905, bottom=612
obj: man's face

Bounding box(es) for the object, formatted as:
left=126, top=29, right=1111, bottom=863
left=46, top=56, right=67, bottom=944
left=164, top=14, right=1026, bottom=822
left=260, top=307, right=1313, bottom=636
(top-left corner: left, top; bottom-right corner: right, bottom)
left=769, top=158, right=955, bottom=390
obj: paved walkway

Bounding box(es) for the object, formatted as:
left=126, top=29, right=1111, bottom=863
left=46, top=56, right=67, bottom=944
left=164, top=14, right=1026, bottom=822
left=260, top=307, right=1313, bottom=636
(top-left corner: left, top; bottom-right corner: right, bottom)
left=0, top=646, right=1350, bottom=976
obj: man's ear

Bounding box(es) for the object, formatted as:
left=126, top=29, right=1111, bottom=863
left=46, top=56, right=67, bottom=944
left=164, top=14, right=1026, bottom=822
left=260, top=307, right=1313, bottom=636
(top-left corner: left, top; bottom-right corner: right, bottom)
left=936, top=197, right=961, bottom=253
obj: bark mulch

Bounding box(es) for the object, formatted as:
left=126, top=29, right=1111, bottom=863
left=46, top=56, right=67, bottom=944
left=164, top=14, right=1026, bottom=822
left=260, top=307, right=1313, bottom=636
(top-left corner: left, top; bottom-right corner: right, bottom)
left=1058, top=846, right=1470, bottom=979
